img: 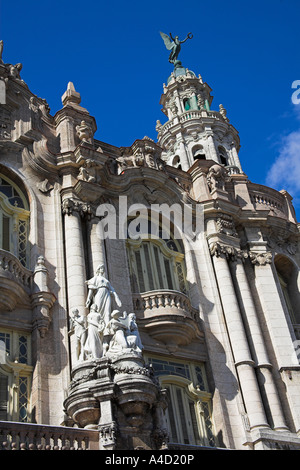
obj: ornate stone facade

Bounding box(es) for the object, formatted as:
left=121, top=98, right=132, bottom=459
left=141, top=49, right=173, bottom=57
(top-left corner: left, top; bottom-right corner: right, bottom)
left=0, top=40, right=300, bottom=451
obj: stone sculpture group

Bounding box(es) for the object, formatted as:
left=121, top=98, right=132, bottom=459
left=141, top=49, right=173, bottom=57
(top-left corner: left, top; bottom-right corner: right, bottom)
left=69, top=264, right=143, bottom=362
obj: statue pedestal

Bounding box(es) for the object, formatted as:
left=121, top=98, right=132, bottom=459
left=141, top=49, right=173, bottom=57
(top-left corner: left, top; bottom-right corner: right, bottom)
left=63, top=353, right=168, bottom=450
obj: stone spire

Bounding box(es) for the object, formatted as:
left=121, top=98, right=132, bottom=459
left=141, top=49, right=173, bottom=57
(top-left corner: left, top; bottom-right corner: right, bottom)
left=61, top=82, right=82, bottom=108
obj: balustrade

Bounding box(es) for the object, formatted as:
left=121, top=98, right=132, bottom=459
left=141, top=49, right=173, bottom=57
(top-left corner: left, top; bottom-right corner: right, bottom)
left=248, top=184, right=287, bottom=217
left=0, top=421, right=99, bottom=450
left=0, top=249, right=32, bottom=291
left=133, top=289, right=198, bottom=323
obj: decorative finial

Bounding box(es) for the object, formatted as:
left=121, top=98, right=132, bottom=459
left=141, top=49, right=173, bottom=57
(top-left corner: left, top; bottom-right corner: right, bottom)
left=61, top=81, right=81, bottom=107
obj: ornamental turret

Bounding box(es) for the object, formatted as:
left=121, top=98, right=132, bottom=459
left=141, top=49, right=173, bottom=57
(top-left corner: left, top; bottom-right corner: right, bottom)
left=157, top=33, right=242, bottom=173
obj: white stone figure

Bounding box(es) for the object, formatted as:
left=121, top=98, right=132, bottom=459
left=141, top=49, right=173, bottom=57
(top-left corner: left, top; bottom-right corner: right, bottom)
left=104, top=310, right=143, bottom=356
left=77, top=159, right=99, bottom=183
left=84, top=304, right=105, bottom=359
left=126, top=313, right=143, bottom=352
left=207, top=164, right=227, bottom=192
left=85, top=264, right=122, bottom=329
left=104, top=310, right=129, bottom=355
left=69, top=308, right=87, bottom=361
left=76, top=120, right=93, bottom=144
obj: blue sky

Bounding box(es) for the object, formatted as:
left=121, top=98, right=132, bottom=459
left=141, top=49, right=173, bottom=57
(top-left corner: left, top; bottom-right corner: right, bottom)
left=1, top=0, right=300, bottom=217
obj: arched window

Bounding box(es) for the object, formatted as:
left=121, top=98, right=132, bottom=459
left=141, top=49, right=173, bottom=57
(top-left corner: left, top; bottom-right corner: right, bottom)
left=172, top=155, right=181, bottom=170
left=146, top=355, right=216, bottom=448
left=275, top=255, right=300, bottom=328
left=193, top=145, right=206, bottom=161
left=183, top=98, right=191, bottom=111
left=218, top=146, right=228, bottom=166
left=0, top=329, right=32, bottom=422
left=0, top=173, right=30, bottom=266
left=127, top=237, right=187, bottom=295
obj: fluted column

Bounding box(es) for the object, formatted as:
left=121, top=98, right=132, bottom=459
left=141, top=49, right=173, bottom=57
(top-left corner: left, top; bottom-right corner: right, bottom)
left=230, top=256, right=288, bottom=431
left=88, top=216, right=107, bottom=277
left=62, top=197, right=90, bottom=366
left=250, top=250, right=300, bottom=434
left=210, top=243, right=269, bottom=430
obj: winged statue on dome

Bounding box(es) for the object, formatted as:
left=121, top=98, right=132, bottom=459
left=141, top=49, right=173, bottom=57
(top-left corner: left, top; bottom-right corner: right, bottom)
left=159, top=31, right=193, bottom=64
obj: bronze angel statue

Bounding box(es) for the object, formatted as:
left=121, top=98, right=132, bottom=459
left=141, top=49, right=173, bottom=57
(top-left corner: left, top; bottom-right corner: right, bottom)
left=159, top=31, right=193, bottom=64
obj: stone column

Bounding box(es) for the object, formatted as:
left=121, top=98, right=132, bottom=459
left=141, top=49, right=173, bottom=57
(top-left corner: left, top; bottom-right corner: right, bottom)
left=177, top=136, right=190, bottom=171
left=229, top=144, right=242, bottom=171
left=62, top=197, right=90, bottom=366
left=230, top=256, right=288, bottom=431
left=209, top=243, right=269, bottom=430
left=250, top=251, right=300, bottom=433
left=88, top=216, right=107, bottom=277
left=189, top=164, right=211, bottom=202
left=206, top=132, right=219, bottom=163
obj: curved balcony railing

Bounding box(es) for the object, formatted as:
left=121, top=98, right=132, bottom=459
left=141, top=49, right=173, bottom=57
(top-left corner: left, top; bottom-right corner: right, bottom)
left=159, top=109, right=228, bottom=138
left=0, top=249, right=33, bottom=310
left=248, top=183, right=288, bottom=218
left=132, top=289, right=199, bottom=323
left=0, top=249, right=32, bottom=291
left=132, top=290, right=202, bottom=348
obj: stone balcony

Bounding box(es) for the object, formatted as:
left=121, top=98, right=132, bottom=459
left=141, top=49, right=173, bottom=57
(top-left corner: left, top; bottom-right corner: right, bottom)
left=132, top=289, right=203, bottom=350
left=0, top=249, right=32, bottom=311
left=0, top=420, right=99, bottom=450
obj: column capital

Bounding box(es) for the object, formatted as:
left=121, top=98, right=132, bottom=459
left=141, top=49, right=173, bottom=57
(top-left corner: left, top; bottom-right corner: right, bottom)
left=209, top=241, right=247, bottom=262
left=62, top=197, right=93, bottom=219
left=249, top=251, right=273, bottom=266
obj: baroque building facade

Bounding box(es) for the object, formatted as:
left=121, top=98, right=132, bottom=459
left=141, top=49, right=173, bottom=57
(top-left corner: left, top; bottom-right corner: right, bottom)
left=0, top=41, right=300, bottom=451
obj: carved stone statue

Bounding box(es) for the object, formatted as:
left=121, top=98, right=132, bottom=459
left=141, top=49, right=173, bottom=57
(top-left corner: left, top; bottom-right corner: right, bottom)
left=160, top=31, right=193, bottom=65
left=70, top=265, right=143, bottom=362
left=84, top=304, right=105, bottom=359
left=86, top=264, right=121, bottom=328
left=76, top=120, right=93, bottom=144
left=69, top=308, right=87, bottom=361
left=78, top=159, right=100, bottom=184
left=104, top=310, right=144, bottom=356
left=207, top=164, right=227, bottom=192
left=127, top=313, right=143, bottom=352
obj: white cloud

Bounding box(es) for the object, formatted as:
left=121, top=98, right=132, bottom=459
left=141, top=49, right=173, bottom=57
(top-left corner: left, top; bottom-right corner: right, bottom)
left=266, top=106, right=300, bottom=213
left=266, top=127, right=300, bottom=195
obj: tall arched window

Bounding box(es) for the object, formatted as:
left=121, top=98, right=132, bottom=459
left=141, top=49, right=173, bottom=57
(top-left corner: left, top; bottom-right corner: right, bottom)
left=127, top=237, right=187, bottom=295
left=0, top=173, right=30, bottom=266
left=275, top=254, right=300, bottom=332
left=146, top=355, right=216, bottom=448
left=218, top=146, right=228, bottom=166
left=0, top=329, right=32, bottom=422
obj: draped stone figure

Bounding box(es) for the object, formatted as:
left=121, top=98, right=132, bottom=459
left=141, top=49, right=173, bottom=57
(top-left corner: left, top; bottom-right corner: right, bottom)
left=84, top=304, right=105, bottom=359
left=69, top=308, right=87, bottom=361
left=85, top=264, right=121, bottom=328
left=70, top=265, right=144, bottom=361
